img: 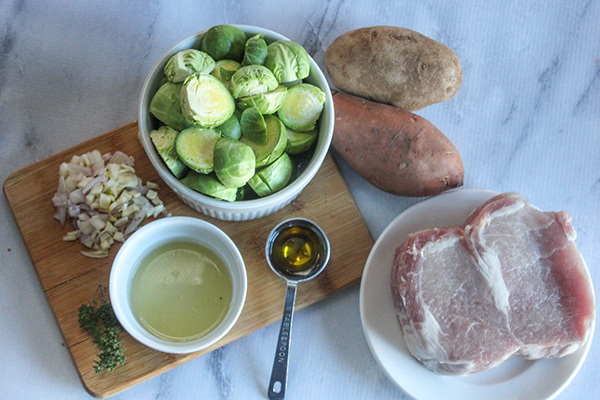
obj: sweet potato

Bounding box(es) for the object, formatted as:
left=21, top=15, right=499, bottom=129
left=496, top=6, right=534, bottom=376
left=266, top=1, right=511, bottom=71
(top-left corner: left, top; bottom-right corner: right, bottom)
left=332, top=91, right=463, bottom=196
left=325, top=26, right=462, bottom=111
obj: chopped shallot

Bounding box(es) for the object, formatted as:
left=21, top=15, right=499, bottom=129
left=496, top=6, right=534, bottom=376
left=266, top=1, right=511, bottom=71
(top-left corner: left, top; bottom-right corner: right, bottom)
left=52, top=150, right=167, bottom=258
left=69, top=188, right=86, bottom=204
left=80, top=249, right=109, bottom=258
left=124, top=203, right=152, bottom=236
left=146, top=181, right=159, bottom=190
left=68, top=205, right=81, bottom=218
left=67, top=163, right=92, bottom=176
left=82, top=175, right=107, bottom=194
left=109, top=151, right=134, bottom=166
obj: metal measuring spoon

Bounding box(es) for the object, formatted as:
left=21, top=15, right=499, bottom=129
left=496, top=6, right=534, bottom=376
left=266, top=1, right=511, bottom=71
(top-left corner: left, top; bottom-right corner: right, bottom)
left=265, top=218, right=330, bottom=400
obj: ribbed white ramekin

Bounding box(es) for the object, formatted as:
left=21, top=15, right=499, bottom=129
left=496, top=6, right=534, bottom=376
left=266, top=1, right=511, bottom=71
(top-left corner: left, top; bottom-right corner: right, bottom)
left=138, top=25, right=334, bottom=221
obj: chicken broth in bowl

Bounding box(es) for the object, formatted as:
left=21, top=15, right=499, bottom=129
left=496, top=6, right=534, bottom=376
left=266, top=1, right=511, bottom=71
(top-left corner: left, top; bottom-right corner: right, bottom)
left=110, top=216, right=247, bottom=354
left=130, top=241, right=233, bottom=342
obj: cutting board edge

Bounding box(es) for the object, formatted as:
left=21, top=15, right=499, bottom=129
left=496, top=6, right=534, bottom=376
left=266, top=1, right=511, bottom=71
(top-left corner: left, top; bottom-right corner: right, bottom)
left=325, top=152, right=373, bottom=242
left=78, top=276, right=363, bottom=398
left=3, top=121, right=375, bottom=398
left=3, top=121, right=140, bottom=192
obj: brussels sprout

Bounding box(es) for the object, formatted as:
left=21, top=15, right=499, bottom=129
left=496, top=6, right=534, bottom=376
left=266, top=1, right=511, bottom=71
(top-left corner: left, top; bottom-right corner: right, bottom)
left=214, top=113, right=241, bottom=140
left=164, top=49, right=215, bottom=83
left=236, top=186, right=248, bottom=201
left=242, top=34, right=268, bottom=66
left=210, top=59, right=241, bottom=90
left=213, top=138, right=256, bottom=188
left=277, top=83, right=325, bottom=132
left=237, top=85, right=288, bottom=114
left=281, top=79, right=302, bottom=88
left=180, top=73, right=235, bottom=127
left=200, top=25, right=247, bottom=61
left=289, top=150, right=313, bottom=181
left=230, top=65, right=278, bottom=99
left=264, top=41, right=310, bottom=83
left=149, top=82, right=191, bottom=131
left=285, top=126, right=318, bottom=155
left=150, top=126, right=189, bottom=178
left=241, top=115, right=287, bottom=167
left=248, top=153, right=293, bottom=197
left=175, top=126, right=220, bottom=173
left=181, top=171, right=238, bottom=202
left=240, top=107, right=268, bottom=144
left=157, top=76, right=169, bottom=87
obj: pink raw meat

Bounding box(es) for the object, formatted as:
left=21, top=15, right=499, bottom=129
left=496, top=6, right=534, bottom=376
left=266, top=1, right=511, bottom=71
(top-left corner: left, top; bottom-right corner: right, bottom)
left=391, top=227, right=520, bottom=375
left=464, top=192, right=595, bottom=359
left=391, top=192, right=595, bottom=375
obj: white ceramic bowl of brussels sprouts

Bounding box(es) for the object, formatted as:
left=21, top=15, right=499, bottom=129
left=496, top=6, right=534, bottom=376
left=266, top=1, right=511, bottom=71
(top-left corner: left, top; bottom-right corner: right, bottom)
left=139, top=25, right=334, bottom=221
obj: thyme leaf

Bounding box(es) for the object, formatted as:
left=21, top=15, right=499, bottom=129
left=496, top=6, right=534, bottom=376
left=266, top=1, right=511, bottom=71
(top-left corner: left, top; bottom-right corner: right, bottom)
left=78, top=285, right=126, bottom=373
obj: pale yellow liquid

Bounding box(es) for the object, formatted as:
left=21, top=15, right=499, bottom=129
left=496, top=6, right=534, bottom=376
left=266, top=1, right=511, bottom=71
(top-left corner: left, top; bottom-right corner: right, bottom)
left=271, top=226, right=324, bottom=276
left=130, top=241, right=233, bottom=342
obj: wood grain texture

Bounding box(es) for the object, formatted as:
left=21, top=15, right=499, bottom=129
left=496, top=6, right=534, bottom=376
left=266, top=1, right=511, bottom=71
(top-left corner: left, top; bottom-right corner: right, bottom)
left=3, top=121, right=374, bottom=398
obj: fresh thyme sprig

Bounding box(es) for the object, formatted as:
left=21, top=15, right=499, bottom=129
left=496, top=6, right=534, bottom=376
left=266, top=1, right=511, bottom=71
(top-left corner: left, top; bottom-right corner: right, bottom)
left=78, top=285, right=126, bottom=373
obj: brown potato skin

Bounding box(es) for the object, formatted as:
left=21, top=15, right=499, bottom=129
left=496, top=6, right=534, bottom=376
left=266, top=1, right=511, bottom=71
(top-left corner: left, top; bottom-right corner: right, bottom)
left=325, top=26, right=462, bottom=111
left=332, top=91, right=464, bottom=196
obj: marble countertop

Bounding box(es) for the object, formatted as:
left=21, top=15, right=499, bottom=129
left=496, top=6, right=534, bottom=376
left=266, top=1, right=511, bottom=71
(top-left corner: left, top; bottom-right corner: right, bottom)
left=1, top=1, right=598, bottom=399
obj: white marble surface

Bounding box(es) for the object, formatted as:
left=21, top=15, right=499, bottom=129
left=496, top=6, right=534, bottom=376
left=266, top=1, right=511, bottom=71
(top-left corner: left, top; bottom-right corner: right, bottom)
left=1, top=1, right=598, bottom=399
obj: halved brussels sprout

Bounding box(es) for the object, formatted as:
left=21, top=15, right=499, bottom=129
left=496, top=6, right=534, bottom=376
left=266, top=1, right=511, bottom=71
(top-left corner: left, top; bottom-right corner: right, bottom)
left=233, top=108, right=243, bottom=123
left=214, top=113, right=241, bottom=140
left=277, top=83, right=325, bottom=132
left=180, top=73, right=235, bottom=127
left=236, top=186, right=248, bottom=201
left=241, top=115, right=287, bottom=167
left=237, top=85, right=288, bottom=115
left=285, top=127, right=318, bottom=155
left=248, top=153, right=293, bottom=197
left=289, top=150, right=313, bottom=182
left=242, top=34, right=268, bottom=66
left=281, top=79, right=302, bottom=88
left=181, top=171, right=238, bottom=202
left=213, top=138, right=256, bottom=188
left=240, top=107, right=268, bottom=144
left=157, top=76, right=169, bottom=87
left=149, top=82, right=191, bottom=131
left=210, top=59, right=241, bottom=90
left=264, top=41, right=310, bottom=83
left=150, top=126, right=188, bottom=178
left=230, top=65, right=278, bottom=99
left=164, top=50, right=215, bottom=83
left=200, top=25, right=247, bottom=61
left=175, top=126, right=220, bottom=173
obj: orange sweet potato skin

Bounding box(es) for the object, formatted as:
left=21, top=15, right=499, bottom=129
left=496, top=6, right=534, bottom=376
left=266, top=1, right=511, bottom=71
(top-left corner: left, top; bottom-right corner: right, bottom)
left=332, top=91, right=464, bottom=196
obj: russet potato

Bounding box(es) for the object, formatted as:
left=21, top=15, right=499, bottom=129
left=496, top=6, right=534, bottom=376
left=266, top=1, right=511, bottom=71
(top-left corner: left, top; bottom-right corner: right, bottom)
left=325, top=26, right=462, bottom=111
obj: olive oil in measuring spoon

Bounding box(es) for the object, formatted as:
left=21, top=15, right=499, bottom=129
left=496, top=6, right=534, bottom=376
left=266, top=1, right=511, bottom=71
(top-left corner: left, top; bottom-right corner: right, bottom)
left=270, top=225, right=325, bottom=277
left=129, top=241, right=233, bottom=343
left=265, top=218, right=330, bottom=400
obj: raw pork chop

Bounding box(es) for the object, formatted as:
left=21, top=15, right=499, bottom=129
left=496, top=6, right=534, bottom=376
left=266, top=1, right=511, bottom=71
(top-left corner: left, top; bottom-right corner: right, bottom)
left=391, top=192, right=595, bottom=375
left=464, top=192, right=595, bottom=359
left=391, top=227, right=520, bottom=375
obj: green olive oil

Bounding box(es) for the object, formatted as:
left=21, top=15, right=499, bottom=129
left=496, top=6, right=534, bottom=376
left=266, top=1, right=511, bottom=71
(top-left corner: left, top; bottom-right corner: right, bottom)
left=130, top=241, right=233, bottom=342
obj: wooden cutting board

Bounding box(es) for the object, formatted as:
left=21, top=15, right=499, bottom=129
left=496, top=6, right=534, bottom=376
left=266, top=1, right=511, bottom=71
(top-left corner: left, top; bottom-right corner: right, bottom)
left=3, top=121, right=374, bottom=398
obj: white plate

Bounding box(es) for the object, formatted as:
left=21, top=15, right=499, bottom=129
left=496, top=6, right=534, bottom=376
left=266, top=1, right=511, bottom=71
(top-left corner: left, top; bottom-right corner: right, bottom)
left=359, top=189, right=594, bottom=400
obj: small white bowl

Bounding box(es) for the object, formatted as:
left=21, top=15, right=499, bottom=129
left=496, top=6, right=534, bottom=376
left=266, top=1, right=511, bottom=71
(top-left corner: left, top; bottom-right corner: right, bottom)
left=109, top=216, right=247, bottom=354
left=139, top=25, right=335, bottom=221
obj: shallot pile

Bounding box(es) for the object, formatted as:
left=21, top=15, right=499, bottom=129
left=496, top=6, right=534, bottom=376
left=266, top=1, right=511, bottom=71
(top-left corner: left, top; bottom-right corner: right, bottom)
left=52, top=150, right=168, bottom=258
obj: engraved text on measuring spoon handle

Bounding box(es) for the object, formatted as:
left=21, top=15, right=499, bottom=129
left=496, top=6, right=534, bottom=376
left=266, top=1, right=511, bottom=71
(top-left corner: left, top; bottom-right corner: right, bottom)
left=268, top=282, right=298, bottom=400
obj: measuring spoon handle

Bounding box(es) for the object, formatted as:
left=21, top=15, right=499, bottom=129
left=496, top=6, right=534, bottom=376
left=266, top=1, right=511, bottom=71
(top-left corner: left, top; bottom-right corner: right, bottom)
left=268, top=282, right=298, bottom=400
